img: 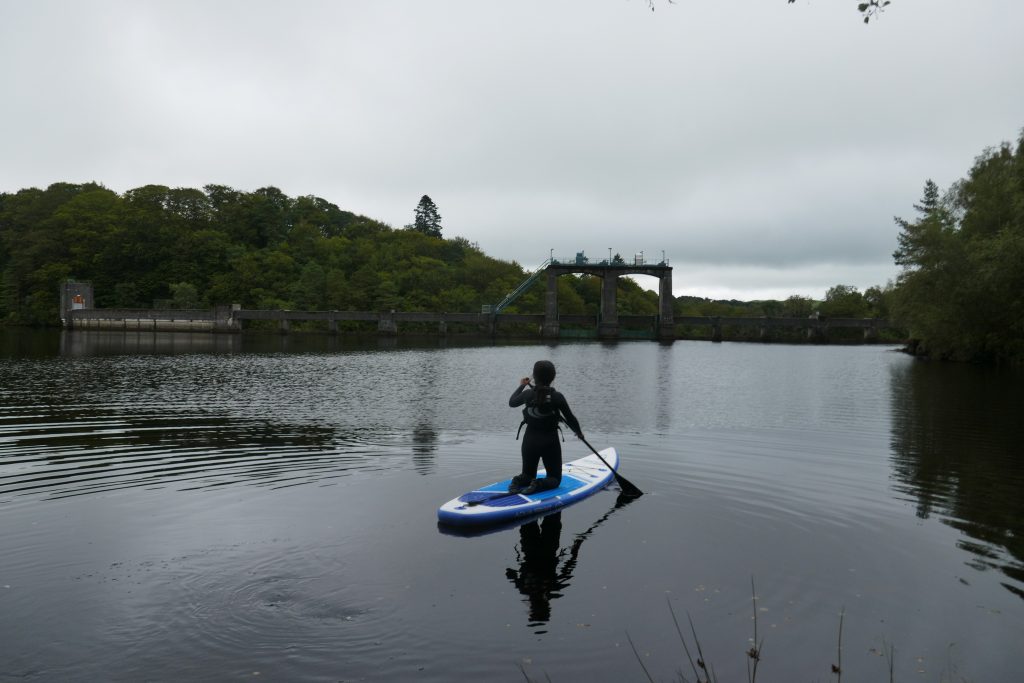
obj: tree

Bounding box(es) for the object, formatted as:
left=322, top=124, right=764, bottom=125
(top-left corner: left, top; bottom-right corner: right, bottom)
left=374, top=276, right=401, bottom=311
left=891, top=131, right=1024, bottom=361
left=412, top=195, right=443, bottom=238
left=169, top=282, right=201, bottom=309
left=759, top=300, right=784, bottom=318
left=864, top=283, right=893, bottom=318
left=893, top=179, right=952, bottom=268
left=890, top=180, right=969, bottom=357
left=956, top=143, right=1018, bottom=241
left=781, top=295, right=815, bottom=318
left=819, top=284, right=869, bottom=318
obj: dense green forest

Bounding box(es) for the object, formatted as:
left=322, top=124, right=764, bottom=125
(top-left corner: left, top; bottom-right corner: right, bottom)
left=0, top=182, right=895, bottom=331
left=0, top=182, right=674, bottom=325
left=891, top=132, right=1024, bottom=362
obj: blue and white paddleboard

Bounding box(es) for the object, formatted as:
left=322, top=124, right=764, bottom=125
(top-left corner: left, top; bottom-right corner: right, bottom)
left=437, top=447, right=618, bottom=527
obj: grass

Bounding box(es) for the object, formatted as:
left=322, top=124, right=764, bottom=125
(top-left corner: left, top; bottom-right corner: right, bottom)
left=518, top=579, right=975, bottom=683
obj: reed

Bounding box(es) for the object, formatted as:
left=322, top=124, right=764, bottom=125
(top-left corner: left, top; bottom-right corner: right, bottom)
left=520, top=584, right=973, bottom=682
left=745, top=578, right=763, bottom=683
left=667, top=597, right=717, bottom=683
left=831, top=607, right=845, bottom=682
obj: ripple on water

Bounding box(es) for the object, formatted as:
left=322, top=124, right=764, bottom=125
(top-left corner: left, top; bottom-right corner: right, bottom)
left=0, top=409, right=418, bottom=503
left=626, top=427, right=900, bottom=532
left=49, top=542, right=406, bottom=679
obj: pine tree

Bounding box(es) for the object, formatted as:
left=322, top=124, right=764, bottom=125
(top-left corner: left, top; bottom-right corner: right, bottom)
left=893, top=179, right=950, bottom=268
left=413, top=195, right=442, bottom=238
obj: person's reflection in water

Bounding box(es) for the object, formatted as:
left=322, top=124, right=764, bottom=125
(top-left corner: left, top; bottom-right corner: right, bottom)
left=505, top=512, right=577, bottom=629
left=503, top=494, right=636, bottom=631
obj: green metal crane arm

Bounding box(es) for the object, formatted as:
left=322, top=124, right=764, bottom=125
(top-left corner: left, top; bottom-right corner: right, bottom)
left=493, top=258, right=552, bottom=313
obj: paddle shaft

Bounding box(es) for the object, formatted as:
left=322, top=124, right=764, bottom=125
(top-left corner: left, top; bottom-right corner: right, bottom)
left=579, top=437, right=643, bottom=497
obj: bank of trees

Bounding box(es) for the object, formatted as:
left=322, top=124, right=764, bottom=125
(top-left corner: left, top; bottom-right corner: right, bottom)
left=674, top=287, right=888, bottom=320
left=11, top=177, right=970, bottom=339
left=0, top=182, right=659, bottom=325
left=891, top=132, right=1024, bottom=362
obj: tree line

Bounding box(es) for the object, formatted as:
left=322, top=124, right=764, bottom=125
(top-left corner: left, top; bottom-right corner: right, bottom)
left=890, top=131, right=1024, bottom=362
left=24, top=164, right=1016, bottom=354
left=0, top=183, right=673, bottom=325
left=0, top=182, right=895, bottom=331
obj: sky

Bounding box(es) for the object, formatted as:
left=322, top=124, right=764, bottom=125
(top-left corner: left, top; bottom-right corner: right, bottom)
left=2, top=1, right=1023, bottom=301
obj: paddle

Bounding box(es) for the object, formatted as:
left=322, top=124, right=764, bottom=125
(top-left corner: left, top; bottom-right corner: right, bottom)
left=579, top=436, right=643, bottom=498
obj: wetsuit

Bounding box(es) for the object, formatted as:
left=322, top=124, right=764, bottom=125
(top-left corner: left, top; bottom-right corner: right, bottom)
left=509, top=384, right=582, bottom=492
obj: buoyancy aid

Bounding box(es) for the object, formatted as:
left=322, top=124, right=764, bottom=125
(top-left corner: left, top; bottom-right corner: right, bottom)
left=516, top=387, right=564, bottom=440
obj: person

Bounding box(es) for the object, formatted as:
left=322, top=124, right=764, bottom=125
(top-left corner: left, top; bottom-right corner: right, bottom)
left=508, top=360, right=583, bottom=494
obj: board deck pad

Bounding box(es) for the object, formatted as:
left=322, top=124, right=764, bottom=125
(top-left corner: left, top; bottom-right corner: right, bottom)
left=437, top=448, right=618, bottom=527
left=456, top=475, right=588, bottom=507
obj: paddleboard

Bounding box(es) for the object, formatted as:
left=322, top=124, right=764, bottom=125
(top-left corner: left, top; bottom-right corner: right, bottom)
left=437, top=447, right=618, bottom=527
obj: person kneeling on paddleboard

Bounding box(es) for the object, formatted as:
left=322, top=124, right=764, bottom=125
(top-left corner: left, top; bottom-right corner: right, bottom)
left=508, top=360, right=583, bottom=495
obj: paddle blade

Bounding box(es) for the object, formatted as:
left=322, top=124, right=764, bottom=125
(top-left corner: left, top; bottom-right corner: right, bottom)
left=615, top=473, right=643, bottom=498
left=580, top=437, right=643, bottom=497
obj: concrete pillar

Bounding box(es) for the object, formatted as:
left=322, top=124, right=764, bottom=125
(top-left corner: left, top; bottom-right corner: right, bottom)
left=542, top=270, right=560, bottom=337
left=598, top=272, right=619, bottom=338
left=711, top=317, right=722, bottom=343
left=657, top=271, right=675, bottom=340
left=329, top=317, right=339, bottom=335
left=438, top=319, right=447, bottom=336
left=863, top=321, right=879, bottom=342
left=280, top=318, right=290, bottom=334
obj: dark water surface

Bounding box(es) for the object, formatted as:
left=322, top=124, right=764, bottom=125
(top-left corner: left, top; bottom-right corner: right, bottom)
left=1, top=330, right=1022, bottom=682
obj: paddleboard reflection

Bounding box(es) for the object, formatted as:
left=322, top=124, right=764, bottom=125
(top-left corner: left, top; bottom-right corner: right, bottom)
left=511, top=493, right=638, bottom=631
left=439, top=492, right=639, bottom=631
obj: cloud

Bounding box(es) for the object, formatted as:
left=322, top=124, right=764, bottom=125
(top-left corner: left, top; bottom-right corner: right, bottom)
left=2, top=0, right=1022, bottom=301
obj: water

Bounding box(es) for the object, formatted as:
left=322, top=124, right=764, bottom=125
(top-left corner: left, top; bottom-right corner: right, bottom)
left=1, top=330, right=1021, bottom=682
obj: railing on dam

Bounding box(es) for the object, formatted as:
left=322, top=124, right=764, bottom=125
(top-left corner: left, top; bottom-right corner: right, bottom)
left=66, top=307, right=222, bottom=332
left=65, top=306, right=899, bottom=342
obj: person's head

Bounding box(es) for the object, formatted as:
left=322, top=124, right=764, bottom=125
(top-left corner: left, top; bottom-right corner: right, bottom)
left=532, top=360, right=556, bottom=386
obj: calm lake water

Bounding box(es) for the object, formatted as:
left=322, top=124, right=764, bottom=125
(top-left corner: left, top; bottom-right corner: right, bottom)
left=1, top=330, right=1022, bottom=682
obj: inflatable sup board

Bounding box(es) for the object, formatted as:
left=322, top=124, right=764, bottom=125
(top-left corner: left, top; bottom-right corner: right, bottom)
left=437, top=447, right=618, bottom=527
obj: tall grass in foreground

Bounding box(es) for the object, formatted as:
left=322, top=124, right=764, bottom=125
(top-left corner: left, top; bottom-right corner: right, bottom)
left=519, top=579, right=974, bottom=683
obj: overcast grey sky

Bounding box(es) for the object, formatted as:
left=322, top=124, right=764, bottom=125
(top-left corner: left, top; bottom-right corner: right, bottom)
left=3, top=1, right=1022, bottom=300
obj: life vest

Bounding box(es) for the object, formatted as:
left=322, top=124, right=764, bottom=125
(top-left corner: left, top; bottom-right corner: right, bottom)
left=516, top=387, right=564, bottom=439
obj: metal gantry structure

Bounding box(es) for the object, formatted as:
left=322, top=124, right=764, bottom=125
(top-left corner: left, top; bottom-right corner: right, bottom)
left=490, top=250, right=674, bottom=339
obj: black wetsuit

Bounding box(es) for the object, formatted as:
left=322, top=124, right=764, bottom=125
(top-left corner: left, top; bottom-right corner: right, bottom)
left=509, top=384, right=582, bottom=491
